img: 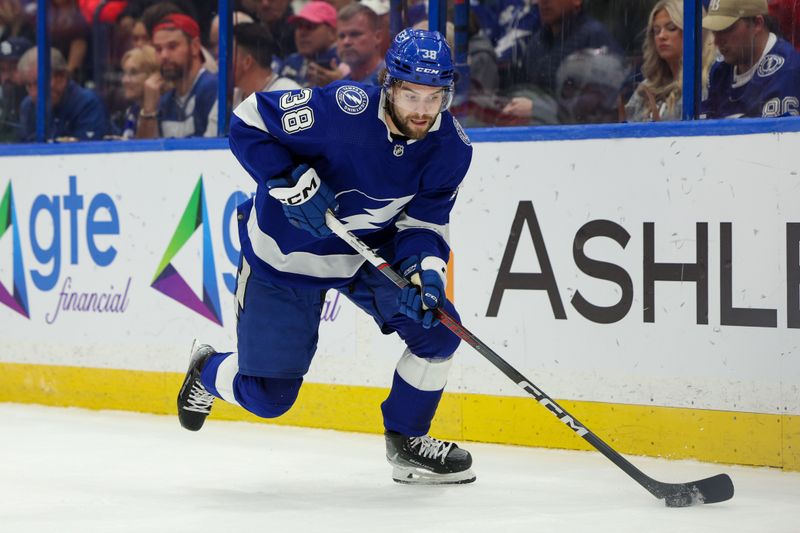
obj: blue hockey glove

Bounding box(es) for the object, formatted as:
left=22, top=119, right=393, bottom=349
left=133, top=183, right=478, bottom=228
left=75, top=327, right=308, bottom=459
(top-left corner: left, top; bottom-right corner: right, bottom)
left=266, top=164, right=338, bottom=238
left=397, top=253, right=447, bottom=329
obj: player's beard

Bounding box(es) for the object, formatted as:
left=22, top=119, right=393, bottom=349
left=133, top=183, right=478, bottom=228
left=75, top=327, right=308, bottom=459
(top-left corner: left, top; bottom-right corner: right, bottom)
left=386, top=100, right=436, bottom=140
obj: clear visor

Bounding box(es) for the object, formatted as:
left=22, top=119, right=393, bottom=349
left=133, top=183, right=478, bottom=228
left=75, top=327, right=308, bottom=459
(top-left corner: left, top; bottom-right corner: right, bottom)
left=386, top=83, right=454, bottom=115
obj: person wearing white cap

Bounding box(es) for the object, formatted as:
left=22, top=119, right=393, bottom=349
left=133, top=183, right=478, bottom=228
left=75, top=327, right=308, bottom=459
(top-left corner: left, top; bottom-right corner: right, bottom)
left=702, top=0, right=800, bottom=118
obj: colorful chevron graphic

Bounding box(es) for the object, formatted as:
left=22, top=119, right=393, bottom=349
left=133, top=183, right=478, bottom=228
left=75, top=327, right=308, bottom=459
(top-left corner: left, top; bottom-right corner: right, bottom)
left=0, top=182, right=29, bottom=318
left=151, top=177, right=222, bottom=325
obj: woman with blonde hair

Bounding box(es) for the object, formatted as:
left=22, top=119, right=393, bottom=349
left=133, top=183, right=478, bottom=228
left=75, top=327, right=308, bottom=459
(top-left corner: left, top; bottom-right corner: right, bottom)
left=119, top=45, right=159, bottom=139
left=625, top=0, right=715, bottom=122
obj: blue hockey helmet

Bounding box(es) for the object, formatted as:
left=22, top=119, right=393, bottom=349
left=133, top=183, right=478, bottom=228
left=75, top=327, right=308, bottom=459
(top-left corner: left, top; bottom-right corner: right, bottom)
left=384, top=29, right=454, bottom=110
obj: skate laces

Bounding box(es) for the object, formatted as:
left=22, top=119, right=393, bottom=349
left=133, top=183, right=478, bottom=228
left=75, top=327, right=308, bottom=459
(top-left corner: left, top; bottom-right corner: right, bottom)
left=184, top=380, right=214, bottom=414
left=409, top=435, right=454, bottom=463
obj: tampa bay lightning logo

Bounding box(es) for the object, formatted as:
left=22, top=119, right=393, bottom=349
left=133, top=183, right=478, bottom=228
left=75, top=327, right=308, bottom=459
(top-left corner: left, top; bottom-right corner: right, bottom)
left=336, top=85, right=369, bottom=115
left=336, top=189, right=414, bottom=231
left=757, top=55, right=785, bottom=78
left=452, top=116, right=470, bottom=145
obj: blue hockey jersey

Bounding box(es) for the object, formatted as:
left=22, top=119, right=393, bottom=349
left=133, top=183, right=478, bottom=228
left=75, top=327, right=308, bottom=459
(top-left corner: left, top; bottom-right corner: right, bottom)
left=229, top=81, right=473, bottom=289
left=702, top=34, right=800, bottom=119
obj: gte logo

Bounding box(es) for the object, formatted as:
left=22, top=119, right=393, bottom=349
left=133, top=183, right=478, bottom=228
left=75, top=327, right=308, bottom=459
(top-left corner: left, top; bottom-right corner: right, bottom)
left=151, top=177, right=223, bottom=325
left=0, top=182, right=29, bottom=317
left=0, top=176, right=121, bottom=320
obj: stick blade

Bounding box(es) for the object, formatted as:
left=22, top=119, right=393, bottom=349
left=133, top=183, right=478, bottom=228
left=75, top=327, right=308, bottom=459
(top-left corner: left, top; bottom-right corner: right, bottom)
left=660, top=473, right=734, bottom=507
left=693, top=473, right=735, bottom=504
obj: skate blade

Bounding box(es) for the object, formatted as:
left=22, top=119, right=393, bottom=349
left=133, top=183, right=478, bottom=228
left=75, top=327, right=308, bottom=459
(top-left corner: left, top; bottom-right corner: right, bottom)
left=391, top=466, right=476, bottom=485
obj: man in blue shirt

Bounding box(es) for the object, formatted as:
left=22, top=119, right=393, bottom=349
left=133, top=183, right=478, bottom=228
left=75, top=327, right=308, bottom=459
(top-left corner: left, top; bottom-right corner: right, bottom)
left=16, top=47, right=109, bottom=142
left=177, top=30, right=477, bottom=485
left=137, top=13, right=217, bottom=138
left=702, top=0, right=800, bottom=118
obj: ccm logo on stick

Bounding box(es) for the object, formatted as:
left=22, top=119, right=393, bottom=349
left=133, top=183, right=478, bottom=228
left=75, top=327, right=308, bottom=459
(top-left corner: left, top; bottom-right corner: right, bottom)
left=517, top=380, right=589, bottom=437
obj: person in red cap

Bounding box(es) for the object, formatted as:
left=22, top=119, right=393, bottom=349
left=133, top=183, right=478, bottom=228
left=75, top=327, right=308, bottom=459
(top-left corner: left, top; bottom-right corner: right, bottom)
left=278, top=1, right=342, bottom=87
left=137, top=13, right=218, bottom=138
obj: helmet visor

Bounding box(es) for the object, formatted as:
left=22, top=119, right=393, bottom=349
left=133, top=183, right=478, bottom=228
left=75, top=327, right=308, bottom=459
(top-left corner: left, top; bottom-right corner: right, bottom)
left=386, top=81, right=454, bottom=115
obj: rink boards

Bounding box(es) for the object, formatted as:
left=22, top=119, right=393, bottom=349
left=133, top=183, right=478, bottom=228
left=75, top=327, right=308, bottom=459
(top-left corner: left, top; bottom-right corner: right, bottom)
left=0, top=126, right=798, bottom=471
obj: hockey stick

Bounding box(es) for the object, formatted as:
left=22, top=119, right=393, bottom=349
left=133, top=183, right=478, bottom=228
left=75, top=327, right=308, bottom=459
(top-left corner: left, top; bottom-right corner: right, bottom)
left=325, top=211, right=734, bottom=507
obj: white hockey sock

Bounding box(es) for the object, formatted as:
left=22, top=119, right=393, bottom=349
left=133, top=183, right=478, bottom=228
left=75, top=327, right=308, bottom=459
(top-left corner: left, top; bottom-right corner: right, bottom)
left=395, top=348, right=454, bottom=392
left=214, top=352, right=242, bottom=406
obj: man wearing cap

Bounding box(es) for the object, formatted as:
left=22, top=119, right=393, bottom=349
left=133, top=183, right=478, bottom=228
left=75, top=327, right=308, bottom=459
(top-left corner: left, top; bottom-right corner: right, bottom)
left=702, top=0, right=800, bottom=118
left=138, top=13, right=218, bottom=138
left=311, top=3, right=385, bottom=86
left=279, top=1, right=341, bottom=87
left=17, top=46, right=109, bottom=142
left=0, top=36, right=31, bottom=142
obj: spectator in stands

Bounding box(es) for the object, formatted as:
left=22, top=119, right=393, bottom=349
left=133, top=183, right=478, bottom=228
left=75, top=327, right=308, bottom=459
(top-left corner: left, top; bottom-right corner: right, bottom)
left=254, top=0, right=297, bottom=59
left=137, top=13, right=217, bottom=138
left=768, top=0, right=800, bottom=50
left=360, top=0, right=391, bottom=54
left=500, top=0, right=622, bottom=123
left=702, top=0, right=800, bottom=118
left=555, top=47, right=628, bottom=124
left=130, top=18, right=150, bottom=48
left=205, top=22, right=300, bottom=136
left=118, top=0, right=214, bottom=44
left=0, top=0, right=29, bottom=42
left=310, top=3, right=384, bottom=85
left=17, top=46, right=109, bottom=141
left=208, top=11, right=254, bottom=60
left=137, top=2, right=218, bottom=73
left=42, top=0, right=90, bottom=82
left=0, top=36, right=31, bottom=142
left=625, top=0, right=716, bottom=122
left=279, top=1, right=340, bottom=87
left=118, top=45, right=158, bottom=139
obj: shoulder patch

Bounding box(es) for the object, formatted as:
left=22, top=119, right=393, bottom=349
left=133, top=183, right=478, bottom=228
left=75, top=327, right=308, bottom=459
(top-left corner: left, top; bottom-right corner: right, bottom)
left=452, top=116, right=470, bottom=145
left=335, top=85, right=369, bottom=115
left=757, top=54, right=785, bottom=78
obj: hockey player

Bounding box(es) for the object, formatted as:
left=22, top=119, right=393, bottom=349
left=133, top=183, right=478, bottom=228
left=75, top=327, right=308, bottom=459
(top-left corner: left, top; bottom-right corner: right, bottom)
left=701, top=0, right=800, bottom=118
left=177, top=29, right=476, bottom=485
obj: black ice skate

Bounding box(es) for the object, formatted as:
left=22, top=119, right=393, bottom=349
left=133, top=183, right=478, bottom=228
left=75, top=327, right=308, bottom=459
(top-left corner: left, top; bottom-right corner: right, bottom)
left=177, top=342, right=217, bottom=431
left=385, top=430, right=476, bottom=485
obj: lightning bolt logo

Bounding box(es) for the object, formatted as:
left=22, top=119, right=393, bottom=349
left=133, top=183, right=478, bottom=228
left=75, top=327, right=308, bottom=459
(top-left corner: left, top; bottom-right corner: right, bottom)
left=337, top=190, right=414, bottom=231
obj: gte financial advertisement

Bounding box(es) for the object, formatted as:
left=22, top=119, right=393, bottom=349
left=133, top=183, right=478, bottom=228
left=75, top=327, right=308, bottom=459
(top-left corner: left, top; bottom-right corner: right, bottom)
left=0, top=135, right=798, bottom=415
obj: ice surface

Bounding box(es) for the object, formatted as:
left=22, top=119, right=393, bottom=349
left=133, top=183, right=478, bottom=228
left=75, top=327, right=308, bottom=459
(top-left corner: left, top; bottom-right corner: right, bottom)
left=1, top=404, right=798, bottom=532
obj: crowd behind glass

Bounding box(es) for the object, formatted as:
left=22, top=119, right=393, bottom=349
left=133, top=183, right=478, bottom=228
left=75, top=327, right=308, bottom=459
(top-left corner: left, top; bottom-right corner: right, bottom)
left=0, top=0, right=798, bottom=143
